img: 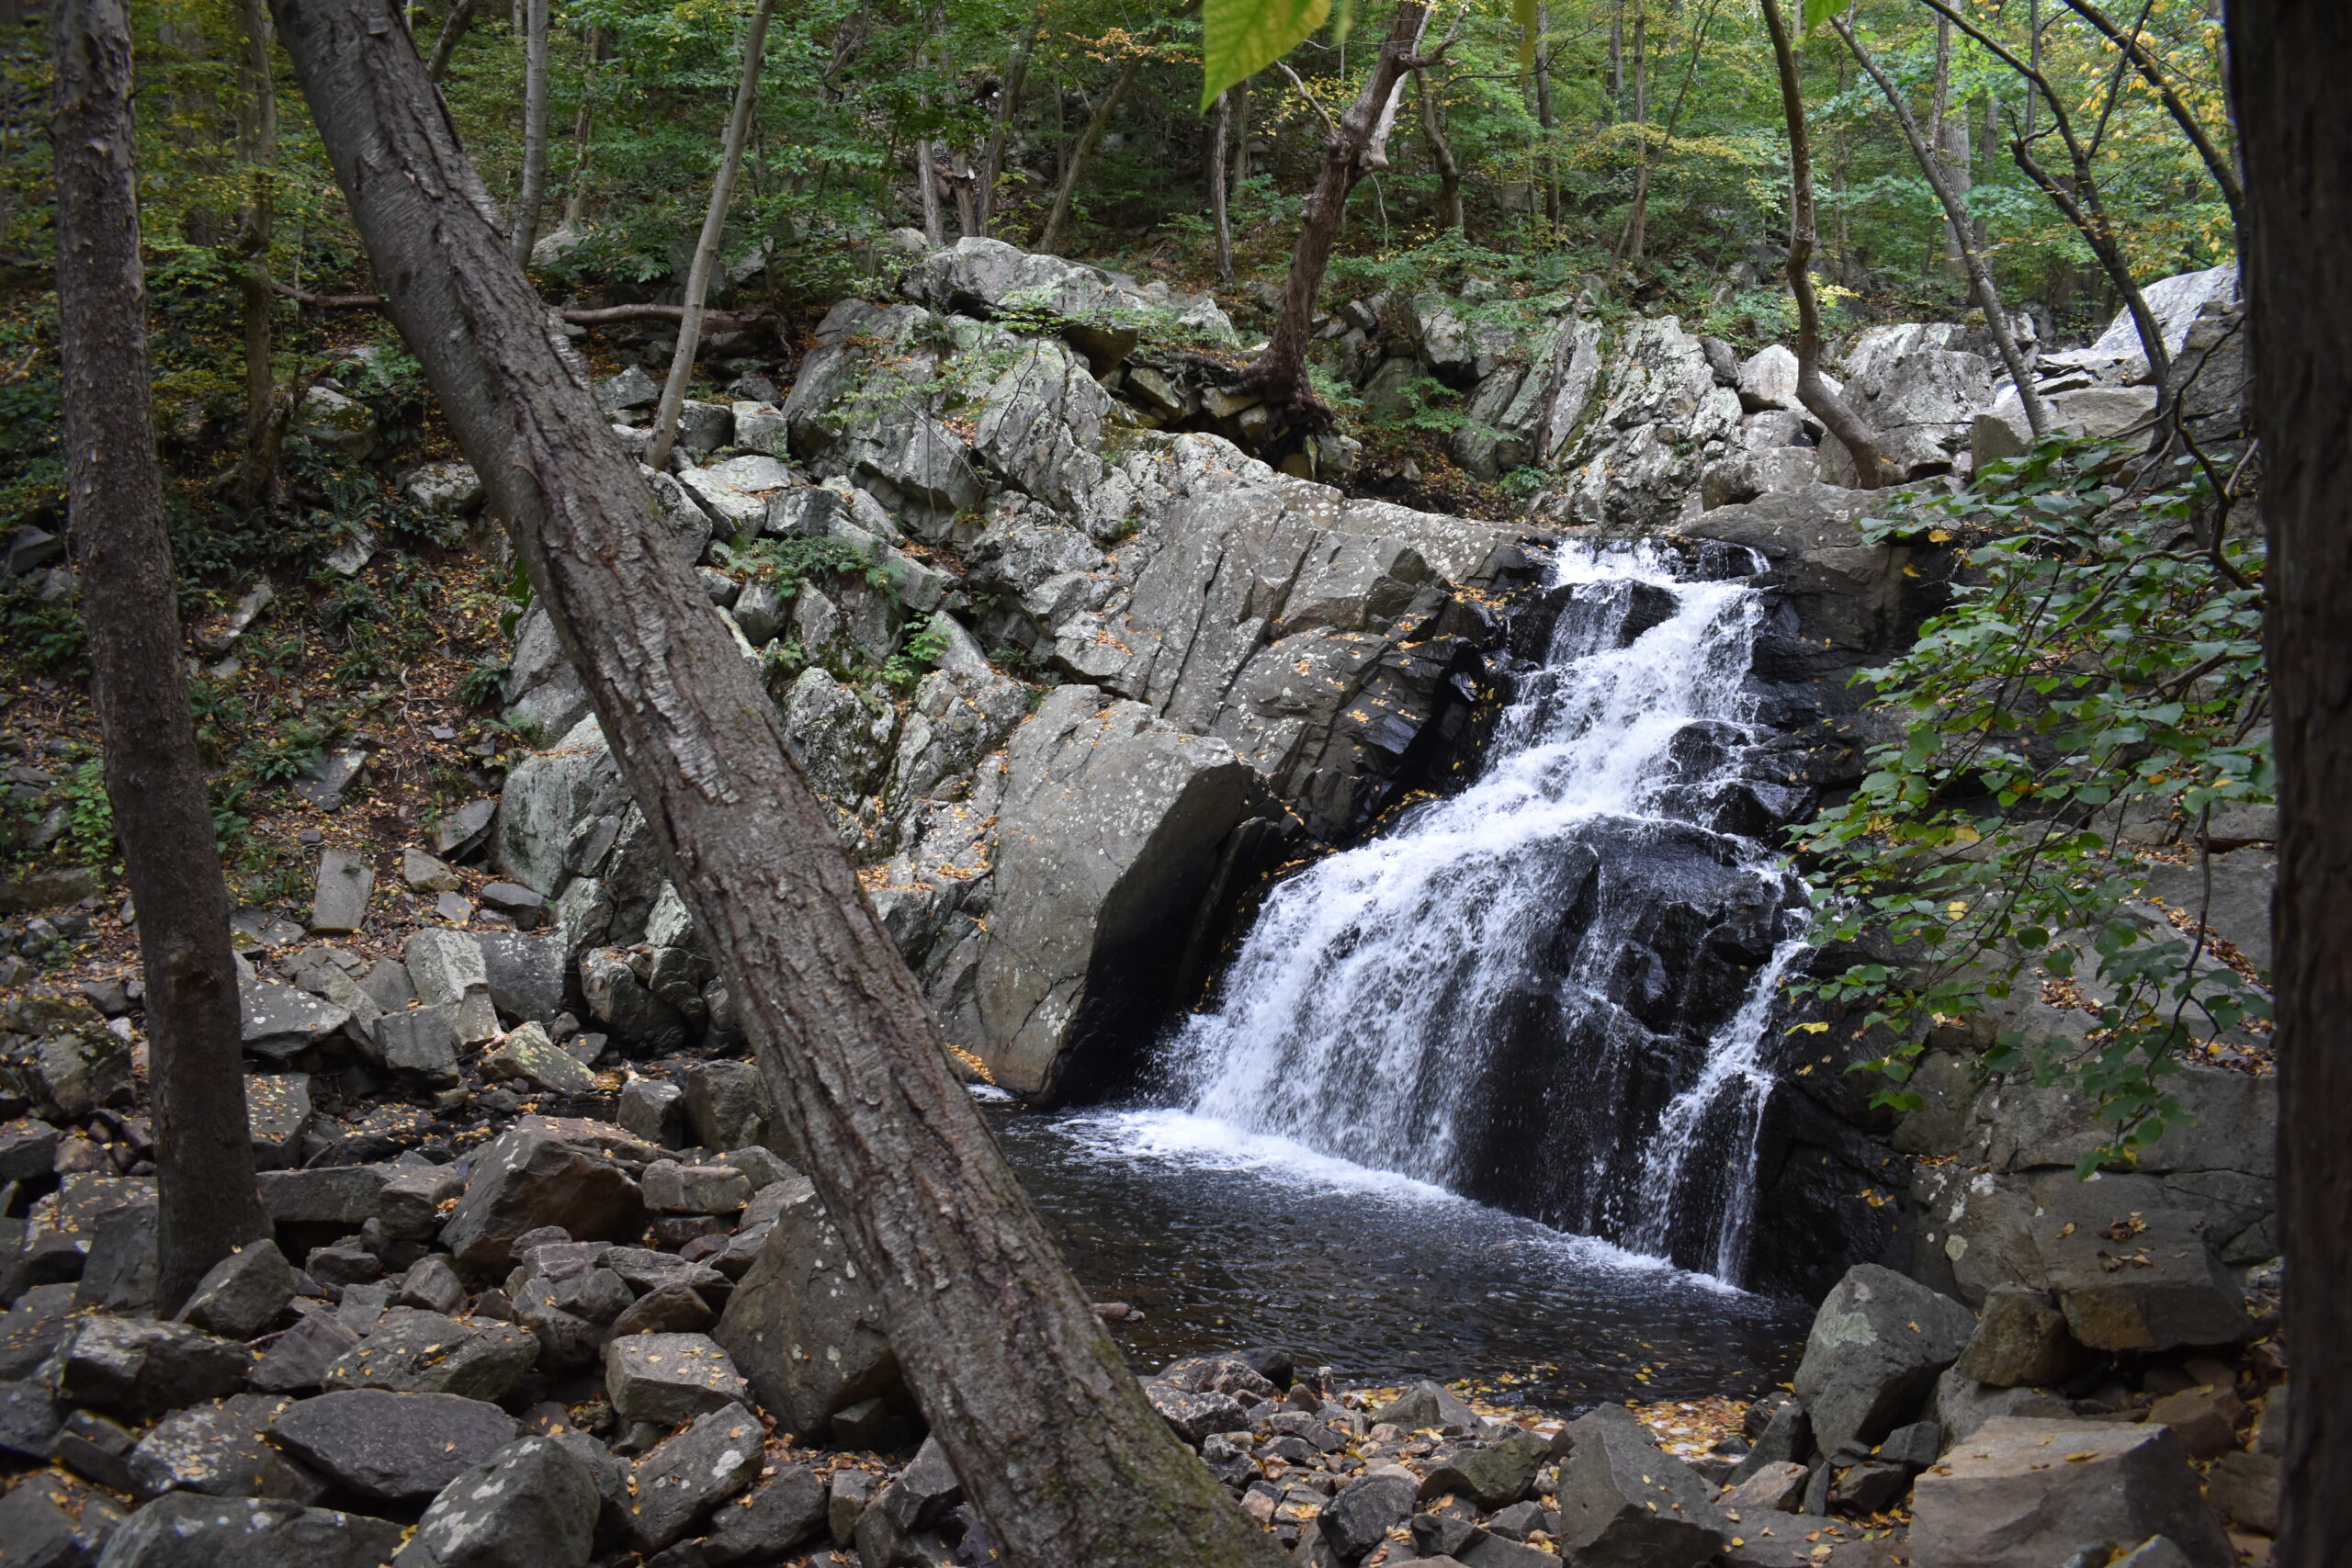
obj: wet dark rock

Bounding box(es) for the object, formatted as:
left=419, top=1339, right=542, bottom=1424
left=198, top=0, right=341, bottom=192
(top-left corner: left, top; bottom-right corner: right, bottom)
left=854, top=1436, right=964, bottom=1566
left=398, top=1253, right=467, bottom=1314
left=127, top=1393, right=323, bottom=1504
left=627, top=1402, right=765, bottom=1551
left=605, top=1332, right=748, bottom=1426
left=43, top=1314, right=251, bottom=1421
left=1412, top=1508, right=1482, bottom=1558
left=616, top=1079, right=687, bottom=1146
left=175, top=1239, right=297, bottom=1340
left=0, top=1301, right=73, bottom=1381
left=1553, top=1404, right=1726, bottom=1568
left=1792, top=1265, right=1976, bottom=1456
left=1726, top=1400, right=1811, bottom=1484
left=701, top=1462, right=827, bottom=1564
left=0, top=1470, right=129, bottom=1568
left=100, top=1495, right=407, bottom=1568
left=1320, top=1463, right=1419, bottom=1557
left=321, top=1308, right=538, bottom=1401
left=268, top=1388, right=519, bottom=1500
left=679, top=1063, right=775, bottom=1155
left=304, top=1244, right=381, bottom=1290
left=0, top=1117, right=61, bottom=1182
left=397, top=1435, right=598, bottom=1568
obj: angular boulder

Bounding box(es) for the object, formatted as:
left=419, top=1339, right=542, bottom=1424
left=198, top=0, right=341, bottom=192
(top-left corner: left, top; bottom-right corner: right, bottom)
left=125, top=1393, right=322, bottom=1504
left=96, top=1495, right=404, bottom=1568
left=321, top=1310, right=537, bottom=1402
left=713, top=1174, right=904, bottom=1436
left=2033, top=1207, right=2248, bottom=1351
left=175, top=1240, right=298, bottom=1341
left=396, top=1435, right=598, bottom=1568
left=625, top=1401, right=765, bottom=1550
left=1553, top=1404, right=1727, bottom=1568
left=975, top=684, right=1272, bottom=1097
left=1908, top=1417, right=2231, bottom=1568
left=1792, top=1264, right=1976, bottom=1455
left=440, top=1128, right=646, bottom=1273
left=267, top=1389, right=518, bottom=1500
left=1320, top=1464, right=1420, bottom=1558
left=605, top=1332, right=749, bottom=1426
left=42, top=1315, right=250, bottom=1421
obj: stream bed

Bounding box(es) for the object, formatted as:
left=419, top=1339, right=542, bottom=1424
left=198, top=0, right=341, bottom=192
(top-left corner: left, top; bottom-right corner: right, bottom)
left=987, top=1101, right=1807, bottom=1415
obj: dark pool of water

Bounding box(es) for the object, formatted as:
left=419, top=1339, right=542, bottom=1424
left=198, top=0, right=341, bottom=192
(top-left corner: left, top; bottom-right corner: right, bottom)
left=985, top=1101, right=1808, bottom=1415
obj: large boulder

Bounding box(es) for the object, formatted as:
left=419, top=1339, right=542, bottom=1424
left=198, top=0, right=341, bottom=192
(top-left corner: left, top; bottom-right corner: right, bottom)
left=42, top=1315, right=250, bottom=1422
left=267, top=1389, right=518, bottom=1500
left=713, top=1174, right=904, bottom=1436
left=125, top=1393, right=323, bottom=1504
left=439, top=1128, right=646, bottom=1274
left=975, top=685, right=1273, bottom=1097
left=974, top=340, right=1110, bottom=513
left=1553, top=1404, right=1727, bottom=1568
left=1908, top=1417, right=2231, bottom=1568
left=624, top=1402, right=765, bottom=1551
left=1793, top=1264, right=1977, bottom=1456
left=395, top=1435, right=598, bottom=1568
left=96, top=1495, right=405, bottom=1568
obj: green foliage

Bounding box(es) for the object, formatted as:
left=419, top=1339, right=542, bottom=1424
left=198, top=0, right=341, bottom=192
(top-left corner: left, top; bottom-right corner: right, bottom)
left=884, top=612, right=955, bottom=692
left=56, top=760, right=117, bottom=866
left=1202, top=0, right=1331, bottom=109
left=1793, top=436, right=2269, bottom=1171
left=716, top=534, right=893, bottom=599
left=461, top=658, right=511, bottom=708
left=0, top=577, right=86, bottom=677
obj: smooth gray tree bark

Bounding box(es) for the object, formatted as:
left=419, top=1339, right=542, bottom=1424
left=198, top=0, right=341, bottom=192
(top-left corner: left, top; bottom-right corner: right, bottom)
left=267, top=3, right=1284, bottom=1563
left=509, top=0, right=550, bottom=265
left=646, top=0, right=775, bottom=471
left=51, top=0, right=271, bottom=1313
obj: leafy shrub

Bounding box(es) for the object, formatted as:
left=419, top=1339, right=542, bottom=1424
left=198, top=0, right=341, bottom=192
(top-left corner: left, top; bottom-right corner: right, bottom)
left=1793, top=437, right=2269, bottom=1169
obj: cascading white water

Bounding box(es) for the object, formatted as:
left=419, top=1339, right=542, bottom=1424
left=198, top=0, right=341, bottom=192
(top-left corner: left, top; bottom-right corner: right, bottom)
left=1164, top=541, right=1805, bottom=1281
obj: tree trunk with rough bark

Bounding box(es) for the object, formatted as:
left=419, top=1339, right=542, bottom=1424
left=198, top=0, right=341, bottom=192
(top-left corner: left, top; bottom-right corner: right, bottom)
left=230, top=0, right=278, bottom=509
left=510, top=0, right=549, bottom=264
left=1037, top=51, right=1141, bottom=256
left=1417, top=68, right=1462, bottom=231
left=51, top=0, right=271, bottom=1314
left=1835, top=16, right=2044, bottom=434
left=268, top=4, right=1287, bottom=1563
left=978, top=17, right=1037, bottom=235
left=427, top=0, right=476, bottom=83
left=1758, top=0, right=1883, bottom=486
left=562, top=24, right=599, bottom=230
left=2065, top=0, right=2243, bottom=231
left=646, top=0, right=775, bottom=472
left=1210, top=85, right=1234, bottom=279
left=2227, top=7, right=2351, bottom=1565
left=1915, top=0, right=2172, bottom=394
left=1240, top=1, right=1430, bottom=412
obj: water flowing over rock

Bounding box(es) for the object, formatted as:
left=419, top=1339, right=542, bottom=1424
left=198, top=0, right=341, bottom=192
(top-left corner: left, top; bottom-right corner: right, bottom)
left=1170, top=542, right=1808, bottom=1280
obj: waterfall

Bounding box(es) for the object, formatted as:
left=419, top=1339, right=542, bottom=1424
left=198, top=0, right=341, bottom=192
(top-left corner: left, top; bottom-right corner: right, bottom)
left=1165, top=542, right=1806, bottom=1282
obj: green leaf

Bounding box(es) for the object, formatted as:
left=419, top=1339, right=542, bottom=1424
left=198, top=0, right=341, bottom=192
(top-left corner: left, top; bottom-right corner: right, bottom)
left=1201, top=0, right=1333, bottom=111
left=1801, top=0, right=1844, bottom=28
left=1515, top=0, right=1539, bottom=73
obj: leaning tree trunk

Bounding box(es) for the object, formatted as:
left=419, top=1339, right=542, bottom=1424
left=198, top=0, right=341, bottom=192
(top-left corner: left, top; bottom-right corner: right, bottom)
left=509, top=0, right=550, bottom=265
left=267, top=4, right=1286, bottom=1564
left=2227, top=7, right=2352, bottom=1565
left=977, top=16, right=1038, bottom=235
left=1914, top=0, right=2174, bottom=398
left=1836, top=16, right=2046, bottom=435
left=426, top=0, right=476, bottom=83
left=1758, top=0, right=1884, bottom=487
left=646, top=0, right=775, bottom=472
left=1037, top=51, right=1142, bottom=256
left=1241, top=0, right=1431, bottom=411
left=51, top=0, right=271, bottom=1314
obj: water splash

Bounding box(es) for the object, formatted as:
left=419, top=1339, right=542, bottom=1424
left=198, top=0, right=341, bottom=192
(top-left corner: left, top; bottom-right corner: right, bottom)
left=1164, top=541, right=1805, bottom=1281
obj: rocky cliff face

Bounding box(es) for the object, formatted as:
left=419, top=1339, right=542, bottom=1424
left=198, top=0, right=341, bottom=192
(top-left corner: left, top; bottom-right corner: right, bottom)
left=488, top=238, right=1548, bottom=1101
